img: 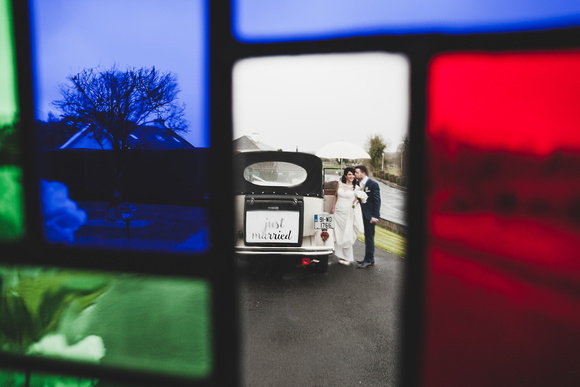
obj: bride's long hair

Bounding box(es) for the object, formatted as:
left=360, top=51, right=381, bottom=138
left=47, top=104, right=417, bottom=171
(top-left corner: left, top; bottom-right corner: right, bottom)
left=340, top=167, right=359, bottom=187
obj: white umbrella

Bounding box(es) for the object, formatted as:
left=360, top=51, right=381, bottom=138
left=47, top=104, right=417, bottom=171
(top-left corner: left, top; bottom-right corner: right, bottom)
left=316, top=141, right=370, bottom=169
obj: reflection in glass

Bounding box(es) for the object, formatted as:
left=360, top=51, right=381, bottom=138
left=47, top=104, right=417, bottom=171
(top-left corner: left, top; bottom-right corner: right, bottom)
left=31, top=0, right=209, bottom=252
left=0, top=265, right=213, bottom=380
left=0, top=0, right=24, bottom=242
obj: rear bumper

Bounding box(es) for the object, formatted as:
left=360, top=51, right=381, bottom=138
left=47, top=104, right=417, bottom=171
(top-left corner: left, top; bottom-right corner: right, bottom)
left=235, top=245, right=334, bottom=256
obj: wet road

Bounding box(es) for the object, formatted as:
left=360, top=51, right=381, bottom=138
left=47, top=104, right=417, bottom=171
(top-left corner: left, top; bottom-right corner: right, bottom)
left=239, top=240, right=404, bottom=386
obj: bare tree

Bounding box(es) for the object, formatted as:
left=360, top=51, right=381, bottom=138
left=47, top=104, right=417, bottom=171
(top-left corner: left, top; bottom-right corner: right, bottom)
left=53, top=66, right=188, bottom=151
left=52, top=66, right=188, bottom=215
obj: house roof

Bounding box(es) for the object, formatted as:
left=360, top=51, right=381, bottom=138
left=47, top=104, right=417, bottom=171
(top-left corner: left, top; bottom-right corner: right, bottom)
left=60, top=125, right=194, bottom=150
left=233, top=135, right=277, bottom=152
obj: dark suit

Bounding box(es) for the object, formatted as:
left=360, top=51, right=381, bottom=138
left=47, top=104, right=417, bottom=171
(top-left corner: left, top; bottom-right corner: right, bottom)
left=360, top=178, right=381, bottom=264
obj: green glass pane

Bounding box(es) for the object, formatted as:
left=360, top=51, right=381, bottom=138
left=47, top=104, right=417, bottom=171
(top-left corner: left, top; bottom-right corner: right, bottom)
left=0, top=0, right=24, bottom=242
left=0, top=368, right=100, bottom=387
left=0, top=265, right=213, bottom=379
left=0, top=0, right=17, bottom=125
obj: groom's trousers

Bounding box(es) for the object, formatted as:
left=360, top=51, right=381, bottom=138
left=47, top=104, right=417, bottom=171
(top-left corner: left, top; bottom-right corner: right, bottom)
left=363, top=219, right=375, bottom=263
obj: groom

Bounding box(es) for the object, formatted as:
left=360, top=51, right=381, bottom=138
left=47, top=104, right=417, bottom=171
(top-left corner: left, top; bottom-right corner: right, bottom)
left=354, top=165, right=381, bottom=269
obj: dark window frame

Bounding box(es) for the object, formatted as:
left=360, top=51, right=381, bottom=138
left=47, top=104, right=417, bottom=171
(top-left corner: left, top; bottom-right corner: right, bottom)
left=2, top=0, right=579, bottom=385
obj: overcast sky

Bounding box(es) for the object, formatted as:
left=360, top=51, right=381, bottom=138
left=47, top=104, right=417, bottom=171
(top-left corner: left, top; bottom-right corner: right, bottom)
left=233, top=52, right=409, bottom=154
left=31, top=0, right=208, bottom=147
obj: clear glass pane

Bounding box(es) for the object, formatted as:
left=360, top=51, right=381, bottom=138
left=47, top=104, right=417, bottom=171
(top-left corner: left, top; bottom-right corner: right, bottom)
left=31, top=0, right=210, bottom=253
left=0, top=0, right=24, bottom=242
left=233, top=52, right=409, bottom=385
left=233, top=0, right=580, bottom=42
left=0, top=265, right=213, bottom=379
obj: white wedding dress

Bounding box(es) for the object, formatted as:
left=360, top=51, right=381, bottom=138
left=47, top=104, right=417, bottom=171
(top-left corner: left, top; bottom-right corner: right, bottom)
left=333, top=181, right=364, bottom=262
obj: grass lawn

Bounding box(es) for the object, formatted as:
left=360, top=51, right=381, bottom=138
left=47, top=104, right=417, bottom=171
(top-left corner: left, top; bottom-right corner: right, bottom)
left=358, top=225, right=406, bottom=258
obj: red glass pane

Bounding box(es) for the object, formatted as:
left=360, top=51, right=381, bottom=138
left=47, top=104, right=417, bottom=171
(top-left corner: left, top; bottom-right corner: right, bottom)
left=424, top=52, right=580, bottom=386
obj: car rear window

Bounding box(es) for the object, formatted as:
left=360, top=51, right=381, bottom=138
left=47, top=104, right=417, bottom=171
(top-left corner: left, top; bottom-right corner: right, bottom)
left=243, top=161, right=307, bottom=187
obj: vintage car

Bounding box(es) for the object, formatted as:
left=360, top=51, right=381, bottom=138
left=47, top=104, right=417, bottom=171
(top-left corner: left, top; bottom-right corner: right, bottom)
left=233, top=151, right=335, bottom=272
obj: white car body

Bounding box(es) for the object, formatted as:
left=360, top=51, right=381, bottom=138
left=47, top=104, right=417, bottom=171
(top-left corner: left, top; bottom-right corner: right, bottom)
left=233, top=151, right=335, bottom=272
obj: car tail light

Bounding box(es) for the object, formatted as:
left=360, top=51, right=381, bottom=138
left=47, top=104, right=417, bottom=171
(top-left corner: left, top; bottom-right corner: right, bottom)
left=320, top=231, right=329, bottom=241
left=302, top=258, right=311, bottom=265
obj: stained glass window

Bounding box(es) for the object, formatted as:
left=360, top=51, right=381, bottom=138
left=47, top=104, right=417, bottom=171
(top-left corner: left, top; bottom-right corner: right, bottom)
left=2, top=0, right=580, bottom=385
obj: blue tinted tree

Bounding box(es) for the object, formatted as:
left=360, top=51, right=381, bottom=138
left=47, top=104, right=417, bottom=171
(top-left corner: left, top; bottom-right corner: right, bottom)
left=52, top=66, right=189, bottom=216
left=53, top=66, right=188, bottom=150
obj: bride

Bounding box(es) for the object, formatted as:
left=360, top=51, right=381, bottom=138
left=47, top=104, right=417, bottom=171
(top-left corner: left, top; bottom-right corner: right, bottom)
left=331, top=167, right=364, bottom=265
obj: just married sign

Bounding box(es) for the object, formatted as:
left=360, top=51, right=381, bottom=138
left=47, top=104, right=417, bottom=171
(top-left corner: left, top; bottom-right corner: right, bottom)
left=245, top=211, right=300, bottom=244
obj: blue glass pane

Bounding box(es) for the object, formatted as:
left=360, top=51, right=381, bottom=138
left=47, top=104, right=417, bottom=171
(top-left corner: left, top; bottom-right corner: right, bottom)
left=32, top=0, right=208, bottom=147
left=31, top=0, right=210, bottom=253
left=233, top=0, right=580, bottom=42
